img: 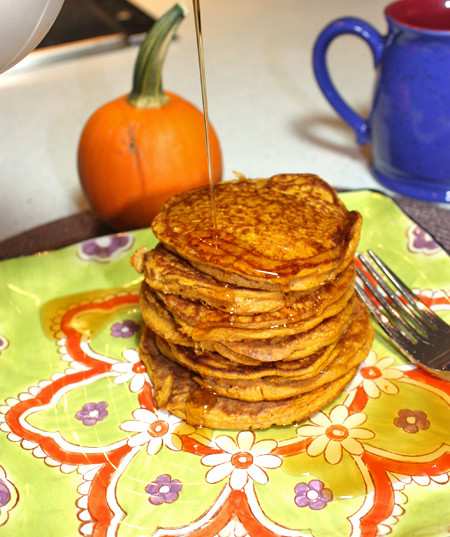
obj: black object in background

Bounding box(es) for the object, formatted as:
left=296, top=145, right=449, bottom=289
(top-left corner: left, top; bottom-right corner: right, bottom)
left=37, top=0, right=155, bottom=48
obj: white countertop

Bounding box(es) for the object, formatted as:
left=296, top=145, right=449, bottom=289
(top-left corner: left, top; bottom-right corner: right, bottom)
left=0, top=0, right=390, bottom=242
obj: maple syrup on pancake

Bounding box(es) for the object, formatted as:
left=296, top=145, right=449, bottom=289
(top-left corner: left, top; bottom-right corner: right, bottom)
left=192, top=0, right=217, bottom=230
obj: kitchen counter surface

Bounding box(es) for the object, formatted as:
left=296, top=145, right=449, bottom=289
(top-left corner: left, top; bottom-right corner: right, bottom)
left=0, top=0, right=447, bottom=246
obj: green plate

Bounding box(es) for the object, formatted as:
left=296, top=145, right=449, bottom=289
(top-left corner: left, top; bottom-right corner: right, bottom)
left=0, top=190, right=449, bottom=537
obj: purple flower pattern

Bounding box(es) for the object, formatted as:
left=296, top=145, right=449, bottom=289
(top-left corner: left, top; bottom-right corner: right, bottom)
left=0, top=479, right=11, bottom=508
left=79, top=234, right=133, bottom=262
left=0, top=334, right=9, bottom=354
left=294, top=479, right=333, bottom=510
left=75, top=402, right=108, bottom=426
left=411, top=227, right=438, bottom=250
left=111, top=320, right=140, bottom=339
left=407, top=225, right=439, bottom=254
left=145, top=474, right=182, bottom=505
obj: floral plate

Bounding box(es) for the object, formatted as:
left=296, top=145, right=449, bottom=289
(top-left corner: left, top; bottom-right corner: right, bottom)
left=0, top=190, right=449, bottom=537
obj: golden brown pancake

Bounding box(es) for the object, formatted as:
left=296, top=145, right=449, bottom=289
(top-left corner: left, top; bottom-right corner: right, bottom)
left=191, top=301, right=374, bottom=401
left=148, top=255, right=355, bottom=323
left=151, top=260, right=354, bottom=325
left=131, top=243, right=328, bottom=315
left=140, top=329, right=360, bottom=430
left=213, top=299, right=354, bottom=363
left=152, top=298, right=371, bottom=390
left=153, top=283, right=355, bottom=341
left=154, top=333, right=338, bottom=381
left=151, top=174, right=362, bottom=292
left=139, top=281, right=355, bottom=363
left=132, top=173, right=373, bottom=430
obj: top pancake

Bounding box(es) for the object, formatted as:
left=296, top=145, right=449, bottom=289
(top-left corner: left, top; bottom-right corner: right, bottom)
left=151, top=174, right=362, bottom=291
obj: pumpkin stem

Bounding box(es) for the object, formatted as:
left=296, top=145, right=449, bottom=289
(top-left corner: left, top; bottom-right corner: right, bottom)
left=128, top=3, right=188, bottom=108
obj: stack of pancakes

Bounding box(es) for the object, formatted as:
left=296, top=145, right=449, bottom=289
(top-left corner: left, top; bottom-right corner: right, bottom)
left=131, top=174, right=374, bottom=429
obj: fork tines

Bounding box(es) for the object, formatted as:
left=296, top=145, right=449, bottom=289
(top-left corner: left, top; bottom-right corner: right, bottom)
left=355, top=249, right=450, bottom=379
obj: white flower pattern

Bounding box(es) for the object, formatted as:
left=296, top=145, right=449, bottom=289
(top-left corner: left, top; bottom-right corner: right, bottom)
left=202, top=431, right=282, bottom=490
left=120, top=408, right=194, bottom=455
left=349, top=350, right=403, bottom=398
left=111, top=349, right=149, bottom=392
left=297, top=405, right=374, bottom=465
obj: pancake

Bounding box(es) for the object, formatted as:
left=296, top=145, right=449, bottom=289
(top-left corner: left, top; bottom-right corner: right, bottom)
left=213, top=298, right=354, bottom=363
left=192, top=301, right=374, bottom=401
left=140, top=328, right=359, bottom=430
left=154, top=333, right=338, bottom=381
left=152, top=260, right=355, bottom=326
left=152, top=298, right=370, bottom=385
left=151, top=174, right=362, bottom=292
left=133, top=173, right=373, bottom=430
left=154, top=283, right=355, bottom=341
left=132, top=243, right=327, bottom=315
left=139, top=281, right=355, bottom=363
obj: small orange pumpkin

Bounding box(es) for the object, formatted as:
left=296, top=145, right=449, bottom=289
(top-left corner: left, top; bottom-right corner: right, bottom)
left=78, top=3, right=222, bottom=231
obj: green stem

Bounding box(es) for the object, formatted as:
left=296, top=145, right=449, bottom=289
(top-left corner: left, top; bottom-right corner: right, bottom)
left=128, top=3, right=188, bottom=108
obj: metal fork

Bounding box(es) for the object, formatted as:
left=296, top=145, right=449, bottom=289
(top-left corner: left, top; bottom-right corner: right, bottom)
left=355, top=249, right=450, bottom=381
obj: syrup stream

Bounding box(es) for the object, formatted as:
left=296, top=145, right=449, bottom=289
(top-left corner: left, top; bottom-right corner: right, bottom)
left=192, top=0, right=218, bottom=230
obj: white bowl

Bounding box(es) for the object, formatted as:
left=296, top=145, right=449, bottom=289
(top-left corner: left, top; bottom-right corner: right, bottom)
left=0, top=0, right=65, bottom=74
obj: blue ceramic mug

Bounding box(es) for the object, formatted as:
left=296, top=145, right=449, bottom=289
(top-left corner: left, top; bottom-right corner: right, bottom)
left=313, top=0, right=450, bottom=203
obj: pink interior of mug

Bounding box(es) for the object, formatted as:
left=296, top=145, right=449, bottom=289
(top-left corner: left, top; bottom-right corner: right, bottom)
left=386, top=0, right=450, bottom=31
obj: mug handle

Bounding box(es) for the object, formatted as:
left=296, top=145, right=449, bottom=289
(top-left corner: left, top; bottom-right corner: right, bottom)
left=313, top=17, right=384, bottom=145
